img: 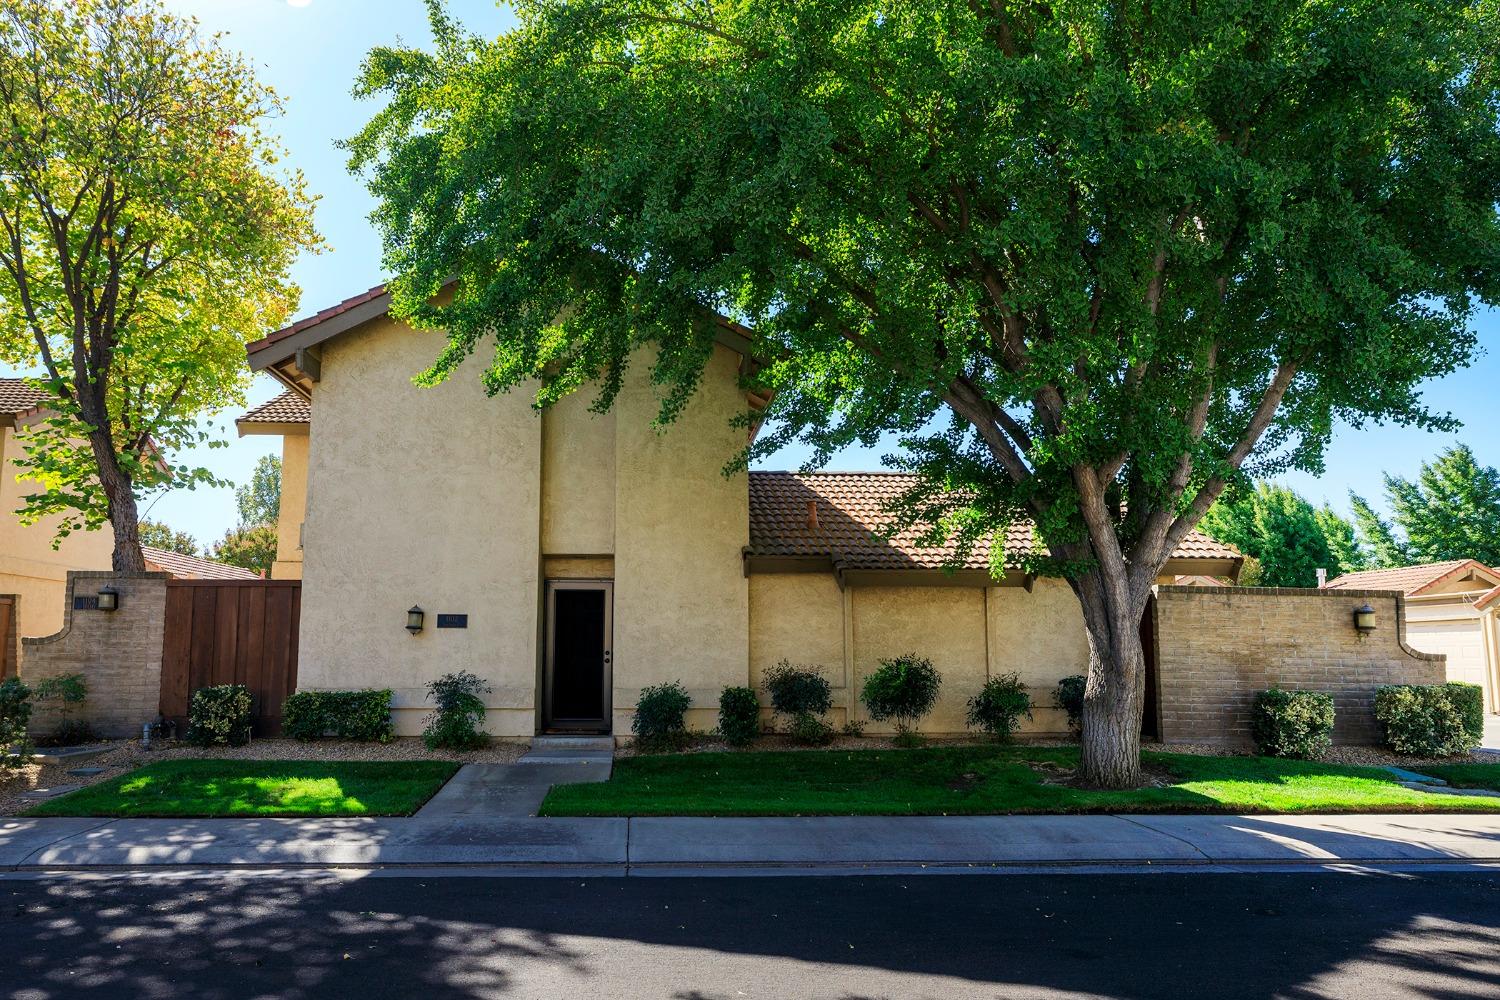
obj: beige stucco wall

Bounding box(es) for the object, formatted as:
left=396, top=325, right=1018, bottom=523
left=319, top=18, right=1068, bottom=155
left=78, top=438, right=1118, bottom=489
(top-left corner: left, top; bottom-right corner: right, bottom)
left=0, top=425, right=115, bottom=641
left=296, top=315, right=543, bottom=737
left=541, top=389, right=615, bottom=555
left=745, top=573, right=1088, bottom=737
left=611, top=344, right=750, bottom=734
left=271, top=432, right=308, bottom=580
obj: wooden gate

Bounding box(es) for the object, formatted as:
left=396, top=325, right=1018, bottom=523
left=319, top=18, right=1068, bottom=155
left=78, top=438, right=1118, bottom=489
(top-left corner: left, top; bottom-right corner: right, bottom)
left=159, top=580, right=301, bottom=735
left=0, top=596, right=15, bottom=680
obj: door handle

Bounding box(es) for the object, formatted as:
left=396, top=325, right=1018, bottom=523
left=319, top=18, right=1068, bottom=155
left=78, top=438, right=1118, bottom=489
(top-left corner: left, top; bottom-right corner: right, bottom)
left=603, top=651, right=612, bottom=665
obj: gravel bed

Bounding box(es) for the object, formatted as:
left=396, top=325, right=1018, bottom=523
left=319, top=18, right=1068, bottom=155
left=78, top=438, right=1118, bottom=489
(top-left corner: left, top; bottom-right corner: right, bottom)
left=0, top=737, right=526, bottom=817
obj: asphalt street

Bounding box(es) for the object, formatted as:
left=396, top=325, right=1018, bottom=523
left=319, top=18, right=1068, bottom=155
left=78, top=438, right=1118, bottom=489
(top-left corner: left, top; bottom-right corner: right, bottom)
left=4, top=870, right=1499, bottom=999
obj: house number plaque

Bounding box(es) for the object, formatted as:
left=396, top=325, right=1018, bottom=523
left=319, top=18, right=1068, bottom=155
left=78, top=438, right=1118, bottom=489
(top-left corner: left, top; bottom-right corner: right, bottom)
left=436, top=614, right=468, bottom=629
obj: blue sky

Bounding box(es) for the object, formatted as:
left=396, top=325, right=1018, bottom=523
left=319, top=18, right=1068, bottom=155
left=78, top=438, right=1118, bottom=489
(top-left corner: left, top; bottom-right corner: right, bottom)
left=5, top=0, right=1498, bottom=546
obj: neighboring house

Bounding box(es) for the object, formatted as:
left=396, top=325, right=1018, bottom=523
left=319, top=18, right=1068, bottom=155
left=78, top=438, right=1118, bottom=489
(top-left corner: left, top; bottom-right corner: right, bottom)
left=1325, top=559, right=1500, bottom=713
left=141, top=546, right=261, bottom=581
left=242, top=285, right=1243, bottom=738
left=1, top=378, right=115, bottom=639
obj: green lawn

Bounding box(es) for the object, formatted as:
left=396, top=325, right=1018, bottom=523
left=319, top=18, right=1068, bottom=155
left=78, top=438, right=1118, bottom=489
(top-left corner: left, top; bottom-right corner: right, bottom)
left=1419, top=763, right=1500, bottom=792
left=539, top=745, right=1500, bottom=817
left=26, top=759, right=460, bottom=818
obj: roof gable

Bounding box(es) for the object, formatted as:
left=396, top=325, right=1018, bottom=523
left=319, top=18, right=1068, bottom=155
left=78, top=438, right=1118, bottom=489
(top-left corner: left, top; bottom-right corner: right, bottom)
left=1324, top=558, right=1500, bottom=595
left=141, top=546, right=261, bottom=580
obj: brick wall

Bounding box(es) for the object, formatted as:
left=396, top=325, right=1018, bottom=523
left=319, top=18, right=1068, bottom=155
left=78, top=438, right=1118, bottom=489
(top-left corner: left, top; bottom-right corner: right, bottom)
left=21, top=571, right=168, bottom=739
left=1154, top=586, right=1444, bottom=746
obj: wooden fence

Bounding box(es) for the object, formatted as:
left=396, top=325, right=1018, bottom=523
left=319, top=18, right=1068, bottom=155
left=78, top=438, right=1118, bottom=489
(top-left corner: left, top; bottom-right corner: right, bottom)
left=0, top=596, right=15, bottom=680
left=159, top=580, right=301, bottom=736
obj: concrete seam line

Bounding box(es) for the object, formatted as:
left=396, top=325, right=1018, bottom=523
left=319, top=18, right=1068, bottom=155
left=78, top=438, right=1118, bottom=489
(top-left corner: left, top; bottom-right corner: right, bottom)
left=1111, top=814, right=1214, bottom=862
left=14, top=818, right=117, bottom=869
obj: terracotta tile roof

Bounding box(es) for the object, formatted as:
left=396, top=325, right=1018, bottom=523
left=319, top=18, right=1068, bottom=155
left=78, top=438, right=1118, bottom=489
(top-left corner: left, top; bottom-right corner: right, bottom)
left=1476, top=585, right=1500, bottom=611
left=237, top=390, right=311, bottom=426
left=246, top=283, right=389, bottom=356
left=0, top=377, right=50, bottom=416
left=1324, top=559, right=1499, bottom=595
left=141, top=546, right=261, bottom=581
left=747, top=471, right=1241, bottom=571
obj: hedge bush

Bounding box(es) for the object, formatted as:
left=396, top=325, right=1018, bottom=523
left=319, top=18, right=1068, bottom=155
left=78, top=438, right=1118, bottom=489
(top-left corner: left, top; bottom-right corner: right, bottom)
left=187, top=684, right=252, bottom=747
left=860, top=654, right=942, bottom=745
left=788, top=710, right=834, bottom=746
left=282, top=690, right=395, bottom=742
left=1054, top=675, right=1086, bottom=733
left=717, top=686, right=761, bottom=747
left=761, top=661, right=833, bottom=718
left=633, top=680, right=693, bottom=751
left=0, top=678, right=32, bottom=770
left=423, top=671, right=490, bottom=750
left=1250, top=689, right=1335, bottom=759
left=1446, top=682, right=1485, bottom=745
left=1374, top=684, right=1480, bottom=757
left=966, top=673, right=1033, bottom=741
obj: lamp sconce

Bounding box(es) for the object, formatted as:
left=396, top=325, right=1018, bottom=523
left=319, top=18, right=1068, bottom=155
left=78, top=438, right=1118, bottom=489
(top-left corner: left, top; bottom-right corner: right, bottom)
left=1353, top=602, right=1376, bottom=635
left=97, top=586, right=120, bottom=612
left=406, top=606, right=425, bottom=635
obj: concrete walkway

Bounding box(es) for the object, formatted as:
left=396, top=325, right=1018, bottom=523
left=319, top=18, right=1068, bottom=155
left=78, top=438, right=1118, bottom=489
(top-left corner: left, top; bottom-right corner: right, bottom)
left=4, top=812, right=1500, bottom=872
left=413, top=738, right=614, bottom=818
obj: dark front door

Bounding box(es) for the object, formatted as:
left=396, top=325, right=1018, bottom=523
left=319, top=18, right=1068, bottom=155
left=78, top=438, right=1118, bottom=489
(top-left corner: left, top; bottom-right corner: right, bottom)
left=544, top=580, right=613, bottom=733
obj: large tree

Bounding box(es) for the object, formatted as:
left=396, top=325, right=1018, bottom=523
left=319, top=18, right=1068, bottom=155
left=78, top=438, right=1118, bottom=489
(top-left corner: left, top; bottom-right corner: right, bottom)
left=1352, top=444, right=1500, bottom=567
left=1200, top=483, right=1359, bottom=587
left=348, top=1, right=1500, bottom=786
left=0, top=0, right=319, bottom=571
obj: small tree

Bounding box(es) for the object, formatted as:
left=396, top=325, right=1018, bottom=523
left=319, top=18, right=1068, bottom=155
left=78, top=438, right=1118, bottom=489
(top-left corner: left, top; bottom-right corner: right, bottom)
left=210, top=523, right=276, bottom=576
left=860, top=654, right=942, bottom=745
left=139, top=520, right=199, bottom=557
left=0, top=0, right=319, bottom=570
left=235, top=455, right=282, bottom=528
left=349, top=1, right=1500, bottom=786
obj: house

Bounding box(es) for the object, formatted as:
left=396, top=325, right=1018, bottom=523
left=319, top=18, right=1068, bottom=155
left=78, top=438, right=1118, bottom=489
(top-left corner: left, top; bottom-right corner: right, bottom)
left=1325, top=559, right=1500, bottom=713
left=5, top=377, right=259, bottom=640
left=240, top=285, right=1248, bottom=739
left=1, top=378, right=115, bottom=639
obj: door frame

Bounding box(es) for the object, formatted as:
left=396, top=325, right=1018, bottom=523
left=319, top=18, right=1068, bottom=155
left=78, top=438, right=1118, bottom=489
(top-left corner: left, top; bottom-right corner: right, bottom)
left=542, top=579, right=614, bottom=733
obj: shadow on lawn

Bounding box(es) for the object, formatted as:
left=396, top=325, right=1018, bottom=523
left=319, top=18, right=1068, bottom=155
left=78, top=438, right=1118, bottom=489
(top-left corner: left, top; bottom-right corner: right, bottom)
left=5, top=869, right=1500, bottom=998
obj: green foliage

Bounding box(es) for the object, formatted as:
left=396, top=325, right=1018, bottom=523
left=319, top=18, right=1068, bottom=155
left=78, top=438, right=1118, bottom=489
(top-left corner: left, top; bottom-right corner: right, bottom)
left=1250, top=689, right=1335, bottom=760
left=31, top=672, right=93, bottom=747
left=0, top=678, right=32, bottom=769
left=717, top=685, right=761, bottom=747
left=1054, top=675, right=1087, bottom=733
left=186, top=684, right=252, bottom=747
left=139, top=521, right=200, bottom=557
left=0, top=0, right=321, bottom=565
left=1352, top=446, right=1500, bottom=567
left=788, top=711, right=835, bottom=747
left=1445, top=682, right=1485, bottom=746
left=966, top=674, right=1033, bottom=741
left=280, top=690, right=395, bottom=743
left=208, top=523, right=277, bottom=577
left=761, top=661, right=833, bottom=720
left=235, top=455, right=283, bottom=528
left=632, top=680, right=693, bottom=752
left=1374, top=685, right=1480, bottom=757
left=1201, top=483, right=1356, bottom=586
left=860, top=654, right=943, bottom=737
left=422, top=671, right=490, bottom=750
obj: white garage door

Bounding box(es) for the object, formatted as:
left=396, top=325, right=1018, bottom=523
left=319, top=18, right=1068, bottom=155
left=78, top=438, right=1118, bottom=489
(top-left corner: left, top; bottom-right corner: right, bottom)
left=1406, top=619, right=1488, bottom=690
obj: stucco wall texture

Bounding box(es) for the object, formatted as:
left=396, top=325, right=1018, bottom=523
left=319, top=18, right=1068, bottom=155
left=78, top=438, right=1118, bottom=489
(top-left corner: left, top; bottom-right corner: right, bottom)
left=1153, top=586, right=1445, bottom=745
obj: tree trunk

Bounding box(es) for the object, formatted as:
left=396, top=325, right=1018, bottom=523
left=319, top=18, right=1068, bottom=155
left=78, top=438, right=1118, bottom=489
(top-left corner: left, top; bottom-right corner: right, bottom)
left=90, top=430, right=146, bottom=573
left=1076, top=581, right=1150, bottom=789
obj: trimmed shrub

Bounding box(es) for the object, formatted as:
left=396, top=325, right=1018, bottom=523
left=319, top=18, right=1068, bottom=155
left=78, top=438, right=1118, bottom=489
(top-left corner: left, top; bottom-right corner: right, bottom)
left=31, top=673, right=93, bottom=747
left=1374, top=684, right=1479, bottom=757
left=1054, top=675, right=1086, bottom=733
left=717, top=686, right=761, bottom=747
left=967, top=673, right=1033, bottom=741
left=282, top=690, right=395, bottom=743
left=423, top=671, right=490, bottom=751
left=187, top=684, right=252, bottom=747
left=860, top=654, right=942, bottom=743
left=0, top=678, right=32, bottom=770
left=1250, top=689, right=1335, bottom=759
left=762, top=661, right=833, bottom=719
left=789, top=711, right=834, bottom=746
left=1446, top=682, right=1485, bottom=745
left=633, top=680, right=693, bottom=752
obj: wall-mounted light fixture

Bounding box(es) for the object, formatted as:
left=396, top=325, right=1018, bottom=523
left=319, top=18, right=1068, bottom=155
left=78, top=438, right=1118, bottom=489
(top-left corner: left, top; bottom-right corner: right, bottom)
left=1353, top=602, right=1376, bottom=635
left=97, top=586, right=120, bottom=612
left=406, top=606, right=425, bottom=635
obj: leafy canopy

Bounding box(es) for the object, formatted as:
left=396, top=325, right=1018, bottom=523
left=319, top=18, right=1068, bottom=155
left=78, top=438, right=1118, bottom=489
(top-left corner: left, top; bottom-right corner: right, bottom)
left=0, top=0, right=319, bottom=549
left=1199, top=482, right=1358, bottom=586
left=347, top=0, right=1499, bottom=601
left=209, top=522, right=276, bottom=577
left=1352, top=444, right=1500, bottom=567
left=139, top=519, right=200, bottom=556
left=235, top=454, right=282, bottom=528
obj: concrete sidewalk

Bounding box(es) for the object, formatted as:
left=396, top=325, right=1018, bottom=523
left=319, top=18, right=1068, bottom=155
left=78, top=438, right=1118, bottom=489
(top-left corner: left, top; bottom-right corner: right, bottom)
left=4, top=812, right=1500, bottom=871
